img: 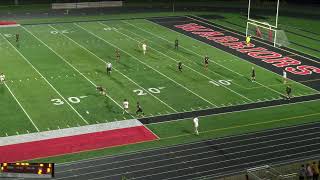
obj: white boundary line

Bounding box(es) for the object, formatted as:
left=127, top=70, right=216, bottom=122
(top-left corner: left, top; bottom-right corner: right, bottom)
left=57, top=119, right=320, bottom=167
left=104, top=22, right=253, bottom=103
left=3, top=82, right=40, bottom=132
left=147, top=19, right=319, bottom=94
left=48, top=25, right=177, bottom=113
left=21, top=26, right=89, bottom=125
left=55, top=127, right=319, bottom=173
left=127, top=20, right=286, bottom=96
left=191, top=15, right=320, bottom=64
left=74, top=23, right=215, bottom=107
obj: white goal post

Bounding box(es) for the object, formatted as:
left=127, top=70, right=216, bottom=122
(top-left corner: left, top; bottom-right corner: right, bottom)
left=245, top=0, right=289, bottom=47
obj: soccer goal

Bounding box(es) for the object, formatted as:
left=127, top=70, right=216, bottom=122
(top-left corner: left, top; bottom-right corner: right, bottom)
left=246, top=21, right=289, bottom=47
left=245, top=0, right=289, bottom=47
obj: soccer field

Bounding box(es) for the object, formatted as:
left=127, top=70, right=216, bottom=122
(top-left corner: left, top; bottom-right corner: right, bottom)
left=0, top=18, right=318, bottom=137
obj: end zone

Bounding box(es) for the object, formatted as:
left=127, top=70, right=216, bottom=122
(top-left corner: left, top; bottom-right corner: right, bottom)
left=0, top=119, right=158, bottom=162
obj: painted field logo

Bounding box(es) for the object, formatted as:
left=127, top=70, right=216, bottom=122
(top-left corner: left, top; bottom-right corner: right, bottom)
left=174, top=23, right=320, bottom=76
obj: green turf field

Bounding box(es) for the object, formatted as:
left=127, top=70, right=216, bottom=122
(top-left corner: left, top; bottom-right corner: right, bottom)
left=0, top=19, right=317, bottom=136
left=0, top=13, right=319, bottom=163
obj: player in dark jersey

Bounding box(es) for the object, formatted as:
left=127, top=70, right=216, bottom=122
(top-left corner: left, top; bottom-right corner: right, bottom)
left=204, top=55, right=209, bottom=71
left=16, top=34, right=19, bottom=43
left=96, top=86, right=106, bottom=96
left=115, top=49, right=120, bottom=61
left=286, top=85, right=292, bottom=100
left=178, top=62, right=183, bottom=72
left=136, top=102, right=144, bottom=117
left=174, top=39, right=179, bottom=50
left=251, top=67, right=256, bottom=82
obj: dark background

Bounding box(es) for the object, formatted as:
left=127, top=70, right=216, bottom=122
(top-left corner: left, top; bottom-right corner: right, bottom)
left=0, top=0, right=319, bottom=5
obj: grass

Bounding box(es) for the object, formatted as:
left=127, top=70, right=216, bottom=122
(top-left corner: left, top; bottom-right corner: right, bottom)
left=0, top=10, right=319, bottom=163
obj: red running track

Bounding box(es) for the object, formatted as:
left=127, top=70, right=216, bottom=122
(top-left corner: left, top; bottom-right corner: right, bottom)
left=0, top=126, right=158, bottom=162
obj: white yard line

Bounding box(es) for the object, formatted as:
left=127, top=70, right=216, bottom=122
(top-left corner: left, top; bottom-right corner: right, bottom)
left=49, top=25, right=177, bottom=113
left=75, top=23, right=216, bottom=107
left=126, top=20, right=287, bottom=96
left=107, top=22, right=253, bottom=102
left=21, top=26, right=89, bottom=125
left=3, top=82, right=40, bottom=132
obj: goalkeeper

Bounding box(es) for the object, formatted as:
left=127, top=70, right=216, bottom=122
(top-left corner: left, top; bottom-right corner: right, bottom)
left=246, top=35, right=251, bottom=45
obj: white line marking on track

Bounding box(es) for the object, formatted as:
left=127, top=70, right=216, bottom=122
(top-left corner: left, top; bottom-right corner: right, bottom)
left=61, top=134, right=319, bottom=180
left=57, top=122, right=319, bottom=167
left=57, top=127, right=319, bottom=173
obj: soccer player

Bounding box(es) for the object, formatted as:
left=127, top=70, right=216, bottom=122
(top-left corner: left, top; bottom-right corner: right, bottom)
left=251, top=67, right=256, bottom=82
left=16, top=33, right=19, bottom=43
left=174, top=38, right=179, bottom=50
left=0, top=72, right=5, bottom=83
left=204, top=55, right=209, bottom=71
left=123, top=99, right=129, bottom=114
left=193, top=117, right=199, bottom=135
left=246, top=35, right=251, bottom=45
left=136, top=102, right=144, bottom=117
left=106, top=62, right=112, bottom=75
left=96, top=85, right=106, bottom=96
left=178, top=62, right=183, bottom=72
left=115, top=49, right=120, bottom=61
left=286, top=85, right=292, bottom=100
left=283, top=70, right=287, bottom=84
left=142, top=42, right=147, bottom=55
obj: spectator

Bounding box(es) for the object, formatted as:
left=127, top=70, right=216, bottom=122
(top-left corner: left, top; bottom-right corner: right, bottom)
left=307, top=163, right=313, bottom=180
left=312, top=161, right=319, bottom=180
left=300, top=164, right=306, bottom=180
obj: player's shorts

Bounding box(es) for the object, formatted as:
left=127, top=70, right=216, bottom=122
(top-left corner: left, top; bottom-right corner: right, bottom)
left=136, top=108, right=143, bottom=113
left=107, top=67, right=112, bottom=72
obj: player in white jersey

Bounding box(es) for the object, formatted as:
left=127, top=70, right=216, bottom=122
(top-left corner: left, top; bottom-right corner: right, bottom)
left=283, top=70, right=287, bottom=84
left=106, top=62, right=112, bottom=75
left=142, top=43, right=147, bottom=55
left=123, top=99, right=129, bottom=114
left=193, top=117, right=199, bottom=135
left=0, top=73, right=5, bottom=83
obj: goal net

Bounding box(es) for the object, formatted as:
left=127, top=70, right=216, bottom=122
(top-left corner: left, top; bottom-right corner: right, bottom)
left=246, top=22, right=289, bottom=47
